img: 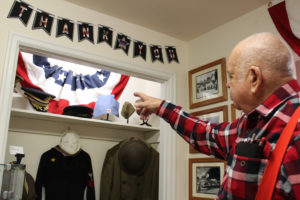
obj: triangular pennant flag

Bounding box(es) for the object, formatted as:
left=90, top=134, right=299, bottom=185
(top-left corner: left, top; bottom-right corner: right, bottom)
left=32, top=9, right=54, bottom=35
left=78, top=22, right=94, bottom=44
left=7, top=0, right=33, bottom=26
left=150, top=45, right=164, bottom=63
left=114, top=33, right=131, bottom=55
left=56, top=17, right=74, bottom=41
left=166, top=46, right=179, bottom=63
left=98, top=25, right=113, bottom=47
left=133, top=41, right=147, bottom=61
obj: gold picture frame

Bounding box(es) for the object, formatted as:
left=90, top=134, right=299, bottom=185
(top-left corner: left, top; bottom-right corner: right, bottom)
left=189, top=58, right=228, bottom=109
left=189, top=106, right=228, bottom=153
left=189, top=158, right=226, bottom=200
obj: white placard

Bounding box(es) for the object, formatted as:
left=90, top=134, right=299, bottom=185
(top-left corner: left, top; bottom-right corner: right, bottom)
left=9, top=145, right=24, bottom=155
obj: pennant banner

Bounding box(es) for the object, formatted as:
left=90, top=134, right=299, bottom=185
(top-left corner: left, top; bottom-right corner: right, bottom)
left=286, top=0, right=300, bottom=39
left=98, top=25, right=113, bottom=47
left=32, top=9, right=54, bottom=35
left=114, top=33, right=131, bottom=55
left=133, top=41, right=147, bottom=61
left=268, top=0, right=300, bottom=56
left=150, top=45, right=164, bottom=63
left=7, top=0, right=33, bottom=26
left=56, top=17, right=74, bottom=41
left=16, top=52, right=130, bottom=114
left=7, top=0, right=180, bottom=64
left=78, top=22, right=94, bottom=44
left=166, top=46, right=179, bottom=63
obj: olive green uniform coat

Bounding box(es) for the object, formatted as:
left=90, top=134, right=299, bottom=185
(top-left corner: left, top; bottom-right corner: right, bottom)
left=100, top=138, right=159, bottom=200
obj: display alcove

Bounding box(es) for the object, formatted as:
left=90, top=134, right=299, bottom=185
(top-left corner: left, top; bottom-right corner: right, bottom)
left=0, top=33, right=177, bottom=200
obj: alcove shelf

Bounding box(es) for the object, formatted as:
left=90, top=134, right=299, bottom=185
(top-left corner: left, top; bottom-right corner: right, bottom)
left=10, top=108, right=159, bottom=132
left=9, top=108, right=160, bottom=142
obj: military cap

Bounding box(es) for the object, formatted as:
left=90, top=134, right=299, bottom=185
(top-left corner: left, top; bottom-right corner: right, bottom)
left=93, top=95, right=119, bottom=118
left=121, top=101, right=135, bottom=119
left=118, top=138, right=152, bottom=175
left=63, top=105, right=93, bottom=118
left=21, top=87, right=55, bottom=112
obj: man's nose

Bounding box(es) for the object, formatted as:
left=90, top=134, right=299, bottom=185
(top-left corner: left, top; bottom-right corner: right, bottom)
left=226, top=82, right=230, bottom=88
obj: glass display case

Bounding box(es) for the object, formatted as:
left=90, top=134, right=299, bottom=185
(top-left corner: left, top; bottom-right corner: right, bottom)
left=0, top=164, right=25, bottom=200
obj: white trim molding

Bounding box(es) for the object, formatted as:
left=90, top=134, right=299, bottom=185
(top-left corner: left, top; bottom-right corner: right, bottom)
left=0, top=32, right=177, bottom=200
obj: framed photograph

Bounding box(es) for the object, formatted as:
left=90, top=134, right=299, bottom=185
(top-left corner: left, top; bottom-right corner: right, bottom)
left=231, top=104, right=243, bottom=122
left=189, top=158, right=226, bottom=200
left=189, top=58, right=228, bottom=109
left=189, top=106, right=228, bottom=153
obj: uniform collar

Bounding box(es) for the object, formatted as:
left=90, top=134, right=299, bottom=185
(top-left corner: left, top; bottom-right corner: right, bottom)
left=250, top=79, right=300, bottom=118
left=54, top=145, right=82, bottom=156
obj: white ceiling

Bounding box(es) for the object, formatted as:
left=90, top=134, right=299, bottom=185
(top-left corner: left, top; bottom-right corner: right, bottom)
left=65, top=0, right=269, bottom=41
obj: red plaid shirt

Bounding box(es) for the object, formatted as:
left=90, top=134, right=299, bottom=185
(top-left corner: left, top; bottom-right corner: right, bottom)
left=157, top=80, right=300, bottom=199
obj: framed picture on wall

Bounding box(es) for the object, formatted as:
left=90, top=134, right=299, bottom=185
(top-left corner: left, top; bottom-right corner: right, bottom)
left=188, top=58, right=228, bottom=109
left=189, top=105, right=228, bottom=153
left=231, top=104, right=244, bottom=122
left=189, top=157, right=226, bottom=200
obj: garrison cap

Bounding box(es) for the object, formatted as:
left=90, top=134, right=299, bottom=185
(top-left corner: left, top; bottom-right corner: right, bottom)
left=93, top=95, right=119, bottom=118
left=121, top=101, right=135, bottom=119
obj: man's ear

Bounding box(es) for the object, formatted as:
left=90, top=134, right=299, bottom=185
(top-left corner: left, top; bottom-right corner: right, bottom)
left=249, top=66, right=262, bottom=94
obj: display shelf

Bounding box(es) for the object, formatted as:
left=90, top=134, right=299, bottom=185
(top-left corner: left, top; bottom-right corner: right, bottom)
left=10, top=108, right=160, bottom=133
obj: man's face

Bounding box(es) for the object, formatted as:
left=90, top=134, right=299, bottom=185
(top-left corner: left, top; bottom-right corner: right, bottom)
left=227, top=55, right=251, bottom=113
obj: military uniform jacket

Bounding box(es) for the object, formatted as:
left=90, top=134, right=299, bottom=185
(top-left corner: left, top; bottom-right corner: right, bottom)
left=35, top=146, right=95, bottom=200
left=100, top=138, right=159, bottom=200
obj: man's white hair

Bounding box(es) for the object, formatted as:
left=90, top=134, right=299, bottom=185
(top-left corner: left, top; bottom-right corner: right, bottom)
left=236, top=32, right=295, bottom=79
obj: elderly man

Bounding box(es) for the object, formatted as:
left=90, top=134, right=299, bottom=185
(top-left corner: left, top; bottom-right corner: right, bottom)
left=134, top=32, right=300, bottom=199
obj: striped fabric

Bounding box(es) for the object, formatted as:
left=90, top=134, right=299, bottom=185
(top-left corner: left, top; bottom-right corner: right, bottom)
left=157, top=80, right=300, bottom=199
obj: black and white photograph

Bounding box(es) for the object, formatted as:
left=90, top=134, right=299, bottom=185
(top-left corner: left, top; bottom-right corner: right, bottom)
left=196, top=166, right=220, bottom=195
left=196, top=69, right=219, bottom=99
left=189, top=158, right=226, bottom=200
left=189, top=58, right=228, bottom=108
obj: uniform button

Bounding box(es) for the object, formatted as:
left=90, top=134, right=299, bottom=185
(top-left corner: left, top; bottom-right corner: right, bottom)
left=240, top=161, right=246, bottom=167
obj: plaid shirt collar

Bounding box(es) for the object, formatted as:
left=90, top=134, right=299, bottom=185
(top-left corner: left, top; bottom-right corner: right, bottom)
left=248, top=79, right=300, bottom=119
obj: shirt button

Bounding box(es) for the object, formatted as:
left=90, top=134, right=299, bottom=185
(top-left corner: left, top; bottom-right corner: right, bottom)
left=240, top=161, right=246, bottom=167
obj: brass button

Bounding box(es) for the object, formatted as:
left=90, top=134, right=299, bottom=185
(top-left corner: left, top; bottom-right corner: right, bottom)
left=240, top=161, right=246, bottom=167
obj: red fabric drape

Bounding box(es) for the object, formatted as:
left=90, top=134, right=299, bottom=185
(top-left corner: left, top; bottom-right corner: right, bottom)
left=268, top=1, right=300, bottom=56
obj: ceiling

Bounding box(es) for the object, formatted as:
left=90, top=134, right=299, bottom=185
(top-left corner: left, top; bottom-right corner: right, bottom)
left=65, top=0, right=269, bottom=41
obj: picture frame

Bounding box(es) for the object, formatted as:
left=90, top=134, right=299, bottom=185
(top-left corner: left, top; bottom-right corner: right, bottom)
left=230, top=104, right=244, bottom=122
left=189, top=58, right=228, bottom=109
left=189, top=158, right=226, bottom=200
left=189, top=105, right=228, bottom=153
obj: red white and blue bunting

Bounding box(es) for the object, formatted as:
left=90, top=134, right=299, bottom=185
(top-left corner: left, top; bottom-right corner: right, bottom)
left=268, top=0, right=300, bottom=56
left=7, top=0, right=180, bottom=64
